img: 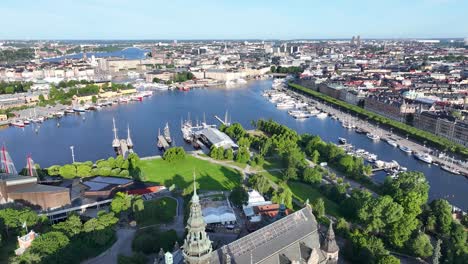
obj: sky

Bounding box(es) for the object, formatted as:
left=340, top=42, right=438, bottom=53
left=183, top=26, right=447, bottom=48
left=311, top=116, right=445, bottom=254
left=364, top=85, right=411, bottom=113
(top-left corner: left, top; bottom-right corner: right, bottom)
left=0, top=0, right=467, bottom=40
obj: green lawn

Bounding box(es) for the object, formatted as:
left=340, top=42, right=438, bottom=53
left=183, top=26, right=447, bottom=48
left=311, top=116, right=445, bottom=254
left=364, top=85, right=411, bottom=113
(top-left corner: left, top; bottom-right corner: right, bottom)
left=135, top=197, right=177, bottom=227
left=138, top=156, right=242, bottom=190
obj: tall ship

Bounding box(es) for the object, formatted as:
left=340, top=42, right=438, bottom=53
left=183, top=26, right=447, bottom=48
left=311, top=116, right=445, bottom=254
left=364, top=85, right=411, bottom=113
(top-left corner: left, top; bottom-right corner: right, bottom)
left=164, top=122, right=172, bottom=145
left=25, top=155, right=38, bottom=177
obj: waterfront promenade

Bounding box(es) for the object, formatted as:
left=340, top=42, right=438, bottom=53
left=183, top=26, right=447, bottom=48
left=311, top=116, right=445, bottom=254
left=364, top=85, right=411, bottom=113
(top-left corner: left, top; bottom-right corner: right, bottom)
left=283, top=87, right=468, bottom=177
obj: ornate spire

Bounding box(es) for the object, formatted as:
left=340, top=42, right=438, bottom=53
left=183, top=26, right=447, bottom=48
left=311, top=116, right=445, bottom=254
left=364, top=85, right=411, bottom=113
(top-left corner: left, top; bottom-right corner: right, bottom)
left=322, top=222, right=339, bottom=254
left=182, top=172, right=212, bottom=264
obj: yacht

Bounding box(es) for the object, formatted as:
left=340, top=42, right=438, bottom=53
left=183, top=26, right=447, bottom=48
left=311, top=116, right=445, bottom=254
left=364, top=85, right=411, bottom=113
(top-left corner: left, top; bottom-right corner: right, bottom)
left=355, top=128, right=367, bottom=134
left=73, top=106, right=86, bottom=113
left=385, top=139, right=398, bottom=147
left=342, top=121, right=353, bottom=129
left=366, top=133, right=380, bottom=141
left=440, top=157, right=461, bottom=175
left=413, top=152, right=433, bottom=164
left=10, top=120, right=25, bottom=128
left=276, top=101, right=296, bottom=110
left=316, top=112, right=328, bottom=119
left=399, top=145, right=412, bottom=154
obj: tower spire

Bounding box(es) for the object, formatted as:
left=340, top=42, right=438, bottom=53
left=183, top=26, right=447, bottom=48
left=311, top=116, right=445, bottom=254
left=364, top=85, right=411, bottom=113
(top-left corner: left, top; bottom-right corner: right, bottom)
left=322, top=221, right=339, bottom=260
left=182, top=171, right=212, bottom=264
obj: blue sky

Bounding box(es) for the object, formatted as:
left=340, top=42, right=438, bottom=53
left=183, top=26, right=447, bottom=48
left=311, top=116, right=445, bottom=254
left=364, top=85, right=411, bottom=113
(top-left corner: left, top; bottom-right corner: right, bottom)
left=0, top=0, right=467, bottom=39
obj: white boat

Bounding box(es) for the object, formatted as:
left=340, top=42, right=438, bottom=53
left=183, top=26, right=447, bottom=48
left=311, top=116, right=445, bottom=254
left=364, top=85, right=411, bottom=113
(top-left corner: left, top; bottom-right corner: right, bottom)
left=119, top=97, right=130, bottom=103
left=413, top=152, right=433, bottom=164
left=73, top=106, right=86, bottom=113
left=294, top=102, right=308, bottom=109
left=276, top=101, right=296, bottom=110
left=366, top=133, right=380, bottom=141
left=399, top=145, right=412, bottom=154
left=23, top=120, right=31, bottom=125
left=441, top=165, right=461, bottom=175
left=386, top=139, right=398, bottom=147
left=316, top=112, right=328, bottom=119
left=338, top=137, right=347, bottom=144
left=10, top=120, right=25, bottom=128
left=309, top=109, right=320, bottom=116
left=342, top=121, right=353, bottom=129
left=65, top=109, right=75, bottom=114
left=289, top=110, right=311, bottom=119
left=440, top=156, right=461, bottom=175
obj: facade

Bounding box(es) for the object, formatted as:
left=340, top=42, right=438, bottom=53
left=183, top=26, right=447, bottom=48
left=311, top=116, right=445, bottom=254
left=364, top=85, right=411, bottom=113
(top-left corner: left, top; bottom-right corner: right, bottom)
left=364, top=95, right=417, bottom=122
left=414, top=111, right=468, bottom=147
left=0, top=174, right=70, bottom=210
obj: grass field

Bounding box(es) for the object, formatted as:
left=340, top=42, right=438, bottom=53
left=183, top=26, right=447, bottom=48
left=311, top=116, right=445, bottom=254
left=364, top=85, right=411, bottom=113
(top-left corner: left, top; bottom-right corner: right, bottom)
left=135, top=197, right=177, bottom=227
left=137, top=156, right=242, bottom=190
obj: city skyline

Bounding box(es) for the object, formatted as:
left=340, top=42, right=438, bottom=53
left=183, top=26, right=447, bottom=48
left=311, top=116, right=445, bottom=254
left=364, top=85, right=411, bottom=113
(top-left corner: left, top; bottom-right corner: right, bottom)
left=1, top=0, right=467, bottom=40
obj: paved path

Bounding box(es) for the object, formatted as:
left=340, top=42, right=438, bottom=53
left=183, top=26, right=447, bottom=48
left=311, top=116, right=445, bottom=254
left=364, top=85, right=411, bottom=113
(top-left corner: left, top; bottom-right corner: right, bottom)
left=83, top=228, right=136, bottom=264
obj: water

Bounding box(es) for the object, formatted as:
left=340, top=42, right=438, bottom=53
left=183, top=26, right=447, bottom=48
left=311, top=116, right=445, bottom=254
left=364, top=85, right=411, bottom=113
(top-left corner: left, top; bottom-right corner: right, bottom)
left=42, top=47, right=148, bottom=62
left=2, top=80, right=467, bottom=210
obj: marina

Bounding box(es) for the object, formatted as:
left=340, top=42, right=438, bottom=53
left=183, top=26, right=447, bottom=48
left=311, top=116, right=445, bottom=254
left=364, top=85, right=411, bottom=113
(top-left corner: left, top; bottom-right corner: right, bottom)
left=1, top=79, right=468, bottom=211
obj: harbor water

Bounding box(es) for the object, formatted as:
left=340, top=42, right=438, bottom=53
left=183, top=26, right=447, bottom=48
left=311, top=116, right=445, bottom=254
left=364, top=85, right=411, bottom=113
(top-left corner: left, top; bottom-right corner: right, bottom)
left=2, top=80, right=467, bottom=210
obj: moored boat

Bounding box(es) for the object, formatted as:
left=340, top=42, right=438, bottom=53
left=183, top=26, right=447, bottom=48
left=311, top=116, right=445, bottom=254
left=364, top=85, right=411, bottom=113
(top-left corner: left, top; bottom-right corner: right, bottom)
left=10, top=120, right=25, bottom=128
left=399, top=145, right=412, bottom=154
left=413, top=152, right=433, bottom=164
left=366, top=133, right=380, bottom=141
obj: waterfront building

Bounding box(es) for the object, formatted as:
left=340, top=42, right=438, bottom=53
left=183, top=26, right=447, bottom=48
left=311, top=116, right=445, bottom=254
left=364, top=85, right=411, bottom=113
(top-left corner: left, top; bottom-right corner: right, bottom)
left=414, top=111, right=468, bottom=147
left=196, top=127, right=238, bottom=149
left=0, top=173, right=70, bottom=210
left=364, top=95, right=418, bottom=122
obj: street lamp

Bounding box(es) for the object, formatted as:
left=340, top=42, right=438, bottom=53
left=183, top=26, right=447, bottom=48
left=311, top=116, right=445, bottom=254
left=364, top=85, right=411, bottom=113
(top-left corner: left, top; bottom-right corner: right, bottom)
left=70, top=146, right=75, bottom=163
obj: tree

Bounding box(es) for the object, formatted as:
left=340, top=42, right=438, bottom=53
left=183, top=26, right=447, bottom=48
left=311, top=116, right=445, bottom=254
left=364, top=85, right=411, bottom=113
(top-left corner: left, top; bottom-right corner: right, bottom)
left=75, top=163, right=92, bottom=177
left=91, top=95, right=97, bottom=103
left=224, top=148, right=234, bottom=160
left=272, top=183, right=293, bottom=208
left=310, top=150, right=320, bottom=164
left=283, top=166, right=298, bottom=181
left=270, top=65, right=276, bottom=73
left=408, top=233, right=433, bottom=258
left=431, top=239, right=442, bottom=264
left=59, top=164, right=77, bottom=178
left=229, top=186, right=248, bottom=207
left=384, top=171, right=429, bottom=217
left=428, top=199, right=452, bottom=234
left=357, top=195, right=404, bottom=234
left=163, top=147, right=186, bottom=162
left=235, top=146, right=250, bottom=163
left=111, top=192, right=132, bottom=214
left=377, top=255, right=400, bottom=264
left=30, top=231, right=70, bottom=255
left=311, top=198, right=325, bottom=218
left=52, top=214, right=82, bottom=237
left=303, top=167, right=322, bottom=184
left=248, top=174, right=272, bottom=195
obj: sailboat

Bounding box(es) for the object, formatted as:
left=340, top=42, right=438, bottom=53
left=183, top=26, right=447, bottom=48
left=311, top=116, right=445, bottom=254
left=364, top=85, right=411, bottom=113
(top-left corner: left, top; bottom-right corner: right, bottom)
left=157, top=128, right=164, bottom=150
left=164, top=122, right=172, bottom=145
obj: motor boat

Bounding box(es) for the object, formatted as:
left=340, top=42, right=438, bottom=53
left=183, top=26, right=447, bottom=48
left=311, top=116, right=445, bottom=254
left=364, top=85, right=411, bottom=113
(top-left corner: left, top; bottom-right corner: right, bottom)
left=316, top=112, right=328, bottom=119
left=413, top=152, right=433, bottom=164
left=399, top=145, right=412, bottom=154
left=366, top=133, right=380, bottom=141
left=338, top=137, right=347, bottom=144
left=386, top=139, right=398, bottom=147
left=10, top=120, right=25, bottom=128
